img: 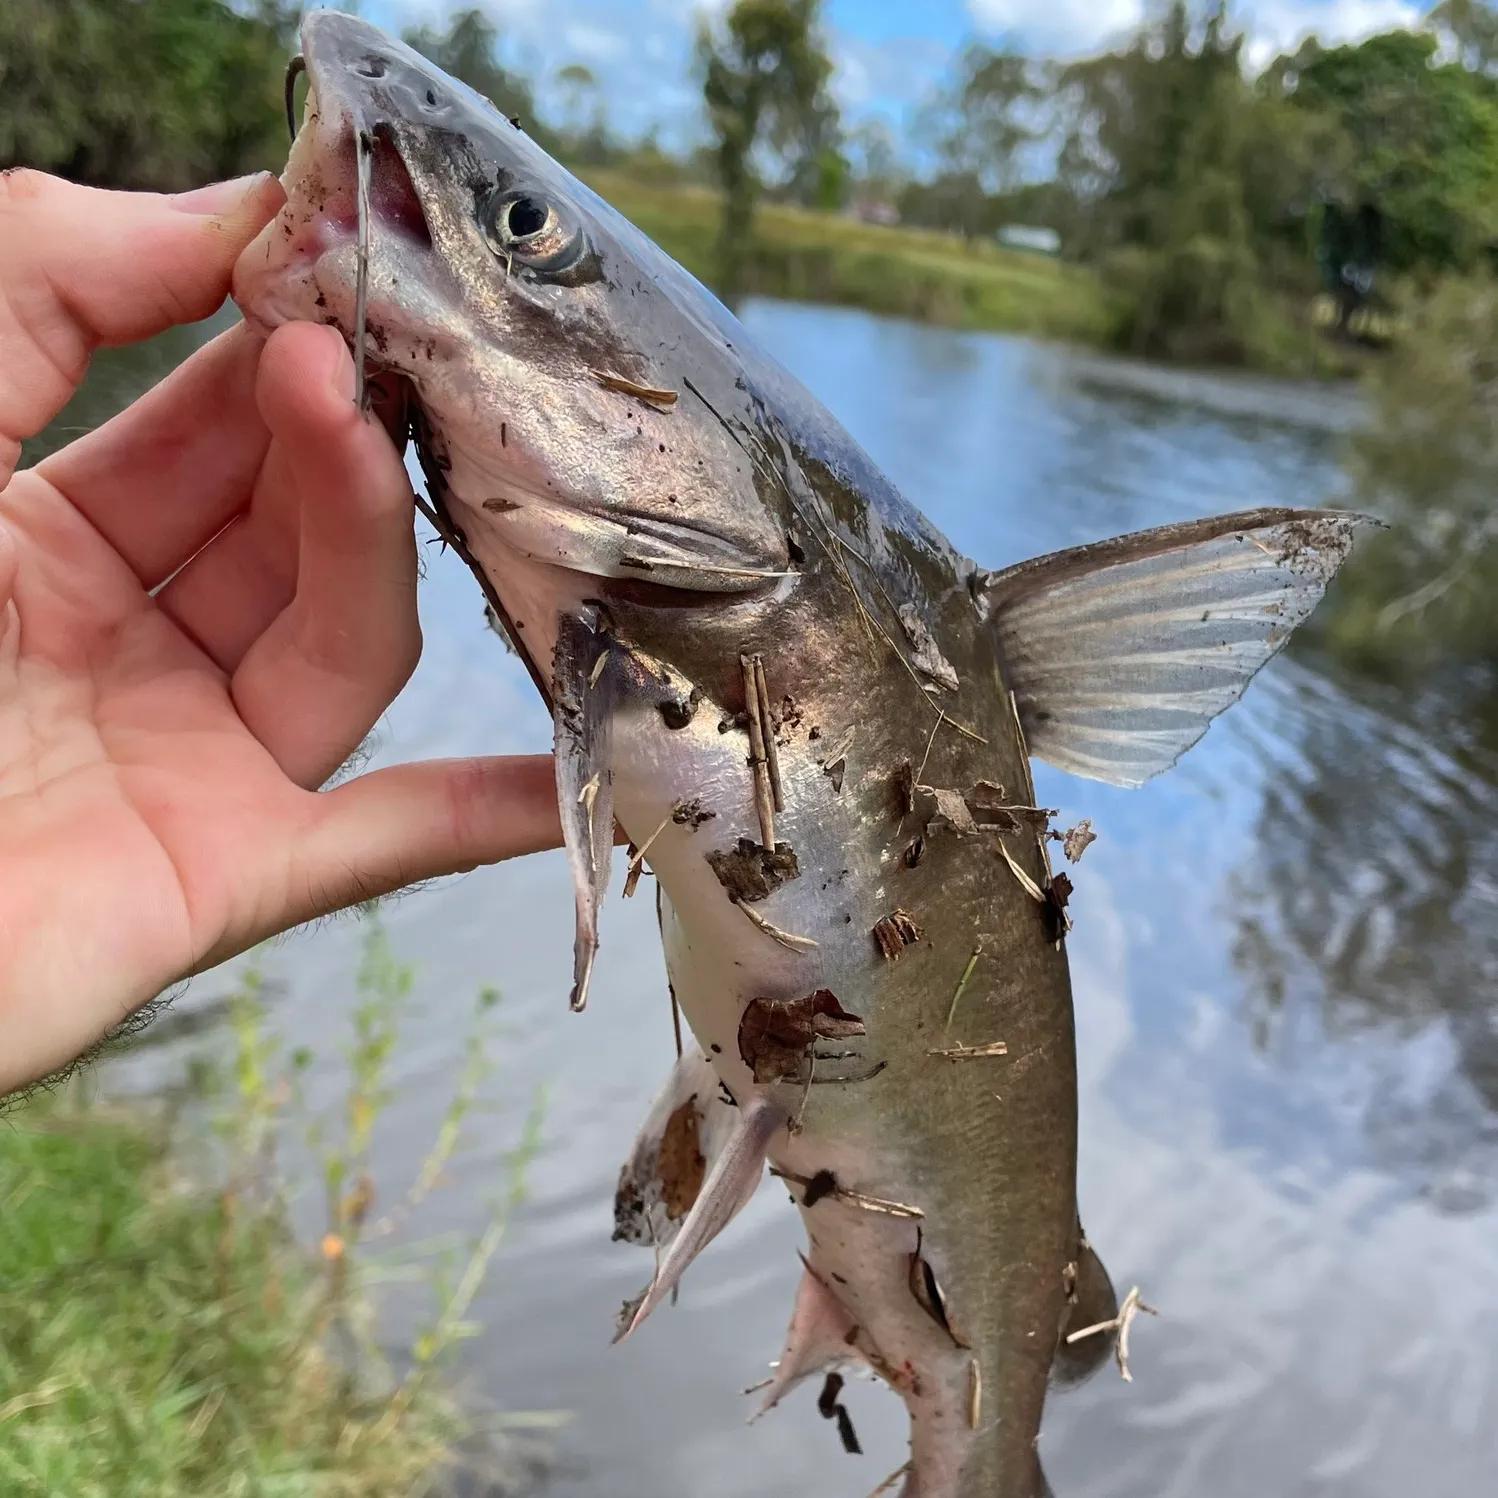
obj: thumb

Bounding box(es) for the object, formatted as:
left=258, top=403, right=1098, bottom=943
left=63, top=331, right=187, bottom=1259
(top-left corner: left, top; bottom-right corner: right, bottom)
left=0, top=169, right=285, bottom=483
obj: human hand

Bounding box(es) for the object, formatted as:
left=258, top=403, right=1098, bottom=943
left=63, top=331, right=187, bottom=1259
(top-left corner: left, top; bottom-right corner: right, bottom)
left=0, top=170, right=562, bottom=1093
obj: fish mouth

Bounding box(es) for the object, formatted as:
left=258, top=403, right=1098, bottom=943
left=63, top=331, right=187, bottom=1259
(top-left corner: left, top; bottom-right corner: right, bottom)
left=248, top=12, right=790, bottom=601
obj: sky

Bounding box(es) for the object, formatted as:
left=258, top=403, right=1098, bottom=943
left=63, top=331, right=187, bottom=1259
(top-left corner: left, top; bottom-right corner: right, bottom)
left=360, top=0, right=1428, bottom=148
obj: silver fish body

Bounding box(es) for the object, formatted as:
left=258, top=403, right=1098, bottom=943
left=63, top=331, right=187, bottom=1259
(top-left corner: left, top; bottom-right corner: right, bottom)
left=234, top=16, right=1374, bottom=1494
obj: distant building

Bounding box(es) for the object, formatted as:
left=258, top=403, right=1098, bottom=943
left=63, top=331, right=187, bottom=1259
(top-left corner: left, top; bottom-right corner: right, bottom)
left=997, top=224, right=1060, bottom=256
left=848, top=197, right=900, bottom=227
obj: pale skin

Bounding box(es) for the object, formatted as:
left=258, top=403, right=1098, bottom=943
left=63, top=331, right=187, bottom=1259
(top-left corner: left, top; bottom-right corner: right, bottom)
left=0, top=169, right=565, bottom=1093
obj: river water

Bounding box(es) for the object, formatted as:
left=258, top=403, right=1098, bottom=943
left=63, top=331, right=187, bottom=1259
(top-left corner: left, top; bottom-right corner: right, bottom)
left=36, top=301, right=1498, bottom=1498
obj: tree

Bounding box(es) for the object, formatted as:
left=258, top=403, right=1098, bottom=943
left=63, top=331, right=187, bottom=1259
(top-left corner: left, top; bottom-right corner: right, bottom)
left=696, top=0, right=839, bottom=304
left=556, top=62, right=598, bottom=135
left=0, top=0, right=294, bottom=191
left=920, top=43, right=1042, bottom=199
left=1428, top=0, right=1498, bottom=72
left=1276, top=28, right=1498, bottom=272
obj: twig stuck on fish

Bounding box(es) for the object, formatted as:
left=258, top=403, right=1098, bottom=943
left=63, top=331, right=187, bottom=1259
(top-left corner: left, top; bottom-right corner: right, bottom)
left=770, top=1167, right=924, bottom=1219
left=927, top=1041, right=1009, bottom=1060
left=353, top=129, right=374, bottom=413
left=967, top=1357, right=983, bottom=1429
left=735, top=899, right=819, bottom=951
left=809, top=1060, right=887, bottom=1085
left=996, top=837, right=1047, bottom=905
left=865, top=1463, right=913, bottom=1498
left=681, top=380, right=986, bottom=748
left=740, top=654, right=777, bottom=849
left=828, top=532, right=987, bottom=744
left=578, top=773, right=601, bottom=868
left=1066, top=1285, right=1159, bottom=1384
left=623, top=804, right=681, bottom=898
left=593, top=369, right=679, bottom=407
left=819, top=725, right=855, bottom=793
left=945, top=949, right=983, bottom=1031
left=752, top=656, right=785, bottom=813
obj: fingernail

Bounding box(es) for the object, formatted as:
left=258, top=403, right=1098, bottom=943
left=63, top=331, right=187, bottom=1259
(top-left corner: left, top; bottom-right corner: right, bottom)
left=171, top=172, right=273, bottom=215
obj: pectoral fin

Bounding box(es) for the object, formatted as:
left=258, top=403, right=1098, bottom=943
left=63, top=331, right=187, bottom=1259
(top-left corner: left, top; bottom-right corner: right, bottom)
left=613, top=1044, right=738, bottom=1250
left=614, top=1094, right=785, bottom=1343
left=553, top=607, right=619, bottom=1011
left=981, top=508, right=1376, bottom=787
left=752, top=1257, right=863, bottom=1418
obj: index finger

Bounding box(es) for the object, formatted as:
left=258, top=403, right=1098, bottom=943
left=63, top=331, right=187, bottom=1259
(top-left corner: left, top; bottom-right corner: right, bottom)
left=0, top=169, right=286, bottom=485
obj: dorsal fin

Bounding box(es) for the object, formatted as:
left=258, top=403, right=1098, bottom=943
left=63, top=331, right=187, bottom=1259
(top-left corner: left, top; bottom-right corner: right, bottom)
left=981, top=508, right=1376, bottom=787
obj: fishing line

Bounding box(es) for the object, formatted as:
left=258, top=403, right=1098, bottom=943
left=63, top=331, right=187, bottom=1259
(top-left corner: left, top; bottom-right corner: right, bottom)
left=354, top=128, right=373, bottom=413
left=283, top=55, right=306, bottom=143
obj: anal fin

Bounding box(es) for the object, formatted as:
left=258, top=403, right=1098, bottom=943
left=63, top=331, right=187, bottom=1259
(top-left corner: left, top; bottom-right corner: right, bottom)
left=614, top=1094, right=785, bottom=1343
left=752, top=1256, right=863, bottom=1419
left=1052, top=1229, right=1119, bottom=1390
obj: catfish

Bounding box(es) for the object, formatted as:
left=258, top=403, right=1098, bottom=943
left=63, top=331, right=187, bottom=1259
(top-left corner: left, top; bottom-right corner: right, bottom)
left=234, top=14, right=1372, bottom=1494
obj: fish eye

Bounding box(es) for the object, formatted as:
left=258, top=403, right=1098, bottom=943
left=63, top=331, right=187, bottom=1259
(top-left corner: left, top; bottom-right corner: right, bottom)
left=483, top=190, right=584, bottom=273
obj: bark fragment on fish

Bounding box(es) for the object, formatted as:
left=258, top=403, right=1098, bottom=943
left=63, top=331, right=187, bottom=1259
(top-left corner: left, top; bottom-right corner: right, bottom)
left=817, top=1372, right=862, bottom=1454
left=739, top=991, right=866, bottom=1085
left=928, top=1041, right=1009, bottom=1060
left=872, top=909, right=923, bottom=961
left=672, top=798, right=716, bottom=830
left=656, top=1098, right=706, bottom=1221
left=897, top=602, right=960, bottom=691
left=706, top=837, right=800, bottom=903
left=1056, top=819, right=1097, bottom=862
left=552, top=607, right=620, bottom=1011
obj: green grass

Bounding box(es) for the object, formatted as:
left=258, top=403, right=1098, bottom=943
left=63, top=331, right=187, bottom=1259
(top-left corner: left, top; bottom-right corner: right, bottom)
left=579, top=169, right=1127, bottom=347
left=0, top=920, right=546, bottom=1498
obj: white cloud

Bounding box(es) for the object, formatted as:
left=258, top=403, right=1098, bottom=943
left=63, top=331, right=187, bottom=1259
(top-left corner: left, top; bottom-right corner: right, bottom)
left=1241, top=0, right=1421, bottom=65
left=967, top=0, right=1424, bottom=62
left=830, top=32, right=952, bottom=115
left=966, top=0, right=1145, bottom=56
left=562, top=22, right=629, bottom=62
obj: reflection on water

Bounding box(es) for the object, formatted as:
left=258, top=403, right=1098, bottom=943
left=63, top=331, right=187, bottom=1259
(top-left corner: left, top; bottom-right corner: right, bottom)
left=1231, top=667, right=1498, bottom=1210
left=31, top=300, right=1498, bottom=1496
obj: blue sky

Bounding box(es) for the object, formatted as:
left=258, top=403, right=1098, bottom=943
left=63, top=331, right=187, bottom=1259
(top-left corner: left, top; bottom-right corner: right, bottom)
left=360, top=0, right=1426, bottom=147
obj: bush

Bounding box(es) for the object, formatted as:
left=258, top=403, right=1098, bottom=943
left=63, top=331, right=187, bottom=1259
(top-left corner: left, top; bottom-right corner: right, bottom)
left=0, top=916, right=553, bottom=1498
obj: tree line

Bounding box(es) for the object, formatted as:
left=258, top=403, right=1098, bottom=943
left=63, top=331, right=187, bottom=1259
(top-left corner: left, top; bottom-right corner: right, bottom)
left=6, top=0, right=1498, bottom=368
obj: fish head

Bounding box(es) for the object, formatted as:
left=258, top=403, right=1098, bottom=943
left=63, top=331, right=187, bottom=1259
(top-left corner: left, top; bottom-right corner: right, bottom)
left=234, top=11, right=791, bottom=629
